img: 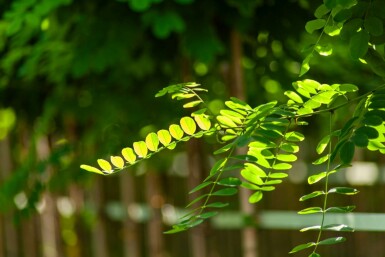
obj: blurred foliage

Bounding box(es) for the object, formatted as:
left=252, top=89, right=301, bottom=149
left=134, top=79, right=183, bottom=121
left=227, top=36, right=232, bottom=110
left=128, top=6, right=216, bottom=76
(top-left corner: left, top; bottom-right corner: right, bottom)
left=0, top=0, right=384, bottom=232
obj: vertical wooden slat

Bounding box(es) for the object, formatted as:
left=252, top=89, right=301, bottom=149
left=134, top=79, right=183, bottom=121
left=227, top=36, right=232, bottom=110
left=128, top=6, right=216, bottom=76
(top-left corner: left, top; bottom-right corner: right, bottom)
left=229, top=29, right=259, bottom=257
left=146, top=171, right=165, bottom=257
left=0, top=136, right=19, bottom=257
left=90, top=178, right=109, bottom=257
left=187, top=139, right=207, bottom=257
left=120, top=172, right=141, bottom=257
left=36, top=136, right=61, bottom=257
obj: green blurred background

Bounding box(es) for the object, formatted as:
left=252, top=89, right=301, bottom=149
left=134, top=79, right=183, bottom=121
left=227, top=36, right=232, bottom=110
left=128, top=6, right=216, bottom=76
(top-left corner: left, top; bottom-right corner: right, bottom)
left=0, top=0, right=384, bottom=256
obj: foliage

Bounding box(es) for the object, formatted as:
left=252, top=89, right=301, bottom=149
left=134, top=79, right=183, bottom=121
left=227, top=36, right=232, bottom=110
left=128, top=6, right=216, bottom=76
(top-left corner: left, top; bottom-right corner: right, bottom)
left=81, top=0, right=385, bottom=255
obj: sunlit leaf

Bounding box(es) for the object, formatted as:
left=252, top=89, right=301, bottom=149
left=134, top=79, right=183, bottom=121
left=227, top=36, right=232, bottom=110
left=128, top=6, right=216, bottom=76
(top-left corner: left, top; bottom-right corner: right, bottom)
left=298, top=207, right=323, bottom=214
left=183, top=100, right=201, bottom=108
left=157, top=129, right=172, bottom=146
left=308, top=172, right=327, bottom=184
left=276, top=154, right=297, bottom=162
left=111, top=156, right=125, bottom=169
left=312, top=154, right=330, bottom=165
left=323, top=224, right=354, bottom=232
left=80, top=164, right=104, bottom=175
left=169, top=124, right=184, bottom=139
left=269, top=172, right=288, bottom=179
left=97, top=159, right=112, bottom=172
left=249, top=191, right=263, bottom=203
left=194, top=114, right=211, bottom=130
left=316, top=134, right=331, bottom=154
left=284, top=91, right=303, bottom=103
left=122, top=147, right=137, bottom=164
left=217, top=115, right=238, bottom=128
left=133, top=141, right=148, bottom=158
left=281, top=142, right=300, bottom=153
left=145, top=132, right=159, bottom=151
left=285, top=131, right=305, bottom=142
left=272, top=163, right=292, bottom=170
left=180, top=116, right=196, bottom=135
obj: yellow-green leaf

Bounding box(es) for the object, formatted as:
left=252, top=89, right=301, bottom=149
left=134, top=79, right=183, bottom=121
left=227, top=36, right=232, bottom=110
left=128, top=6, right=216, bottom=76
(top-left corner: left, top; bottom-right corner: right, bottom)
left=157, top=129, right=172, bottom=146
left=217, top=115, right=237, bottom=128
left=80, top=164, right=104, bottom=175
left=180, top=117, right=196, bottom=135
left=169, top=124, right=184, bottom=140
left=194, top=114, right=211, bottom=130
left=145, top=132, right=159, bottom=151
left=133, top=141, right=148, bottom=158
left=97, top=159, right=112, bottom=173
left=121, top=147, right=136, bottom=164
left=110, top=156, right=124, bottom=169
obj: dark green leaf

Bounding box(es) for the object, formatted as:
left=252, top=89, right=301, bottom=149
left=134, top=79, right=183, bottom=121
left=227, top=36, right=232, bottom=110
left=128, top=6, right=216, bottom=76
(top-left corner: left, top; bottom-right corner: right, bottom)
left=355, top=126, right=379, bottom=139
left=205, top=202, right=229, bottom=208
left=318, top=236, right=346, bottom=245
left=363, top=115, right=383, bottom=126
left=351, top=133, right=369, bottom=147
left=281, top=142, right=300, bottom=153
left=212, top=188, right=238, bottom=196
left=217, top=177, right=242, bottom=187
left=340, top=140, right=355, bottom=164
left=189, top=181, right=213, bottom=194
left=349, top=30, right=369, bottom=59
left=198, top=211, right=218, bottom=219
left=364, top=16, right=383, bottom=36
left=334, top=9, right=352, bottom=22
left=231, top=155, right=258, bottom=162
left=328, top=187, right=359, bottom=195
left=209, top=158, right=227, bottom=176
left=315, top=4, right=330, bottom=18
left=326, top=206, right=355, bottom=213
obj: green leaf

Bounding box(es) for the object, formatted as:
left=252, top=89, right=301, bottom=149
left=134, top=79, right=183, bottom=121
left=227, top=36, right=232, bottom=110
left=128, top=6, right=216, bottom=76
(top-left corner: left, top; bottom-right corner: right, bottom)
left=169, top=124, right=184, bottom=139
left=80, top=164, right=104, bottom=175
left=212, top=188, right=238, bottom=196
left=194, top=114, right=211, bottom=130
left=217, top=177, right=242, bottom=187
left=284, top=91, right=303, bottom=103
left=260, top=186, right=276, bottom=191
left=363, top=115, right=383, bottom=126
left=111, top=156, right=125, bottom=169
left=334, top=9, right=352, bottom=22
left=281, top=142, right=300, bottom=153
left=263, top=179, right=283, bottom=185
left=133, top=141, right=148, bottom=158
left=217, top=115, right=238, bottom=128
left=315, top=4, right=330, bottom=18
left=300, top=191, right=325, bottom=201
left=329, top=187, right=359, bottom=195
left=285, top=131, right=305, bottom=142
left=183, top=100, right=201, bottom=108
left=145, top=132, right=159, bottom=151
left=272, top=163, right=292, bottom=170
left=244, top=163, right=267, bottom=177
left=316, top=134, right=331, bottom=154
left=276, top=154, right=297, bottom=162
left=97, top=159, right=112, bottom=173
left=318, top=237, right=346, bottom=245
left=322, top=224, right=354, bottom=232
left=351, top=133, right=369, bottom=147
left=231, top=155, right=258, bottom=162
left=312, top=154, right=330, bottom=165
left=249, top=191, right=263, bottom=203
left=308, top=172, right=327, bottom=184
left=325, top=206, right=355, bottom=213
left=122, top=147, right=137, bottom=164
left=349, top=30, right=369, bottom=59
left=289, top=242, right=316, bottom=254
left=198, top=211, right=218, bottom=219
left=269, top=172, right=288, bottom=179
left=157, top=129, right=172, bottom=146
left=300, top=53, right=313, bottom=77
left=298, top=207, right=323, bottom=214
left=205, top=202, right=229, bottom=208
left=305, top=19, right=326, bottom=34
left=337, top=83, right=359, bottom=92
left=189, top=181, right=213, bottom=194
left=312, top=91, right=337, bottom=104
left=340, top=141, right=355, bottom=164
left=364, top=16, right=383, bottom=36
left=209, top=158, right=227, bottom=176
left=241, top=168, right=264, bottom=185
left=180, top=117, right=197, bottom=135
left=213, top=142, right=234, bottom=155
left=309, top=252, right=321, bottom=257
